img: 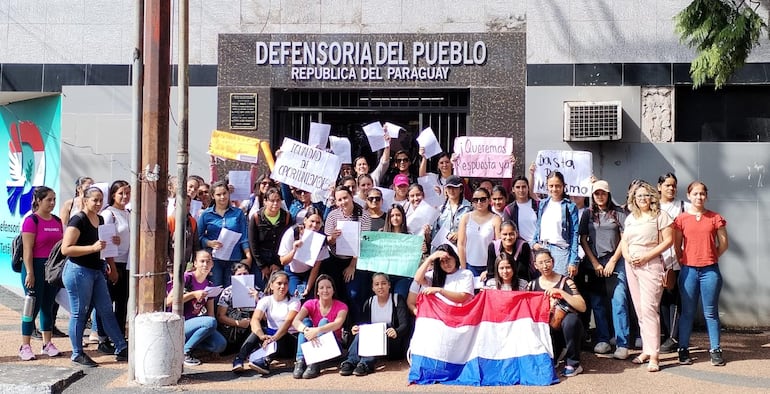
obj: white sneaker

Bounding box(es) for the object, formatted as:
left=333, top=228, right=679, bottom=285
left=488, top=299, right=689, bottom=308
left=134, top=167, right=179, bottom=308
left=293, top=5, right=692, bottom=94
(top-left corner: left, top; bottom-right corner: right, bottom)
left=594, top=342, right=612, bottom=354
left=613, top=347, right=629, bottom=360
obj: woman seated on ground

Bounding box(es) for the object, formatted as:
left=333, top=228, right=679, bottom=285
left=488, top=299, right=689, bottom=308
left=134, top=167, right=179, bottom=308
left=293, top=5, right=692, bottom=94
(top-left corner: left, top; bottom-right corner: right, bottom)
left=216, top=263, right=258, bottom=354
left=291, top=274, right=349, bottom=380
left=166, top=250, right=227, bottom=367
left=339, top=273, right=411, bottom=377
left=526, top=249, right=587, bottom=378
left=407, top=244, right=474, bottom=315
left=232, top=271, right=301, bottom=375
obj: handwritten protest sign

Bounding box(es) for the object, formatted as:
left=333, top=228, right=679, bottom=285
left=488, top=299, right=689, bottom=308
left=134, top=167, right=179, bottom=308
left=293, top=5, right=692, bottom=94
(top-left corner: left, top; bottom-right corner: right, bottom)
left=209, top=130, right=262, bottom=163
left=453, top=137, right=513, bottom=178
left=271, top=138, right=341, bottom=196
left=358, top=232, right=424, bottom=277
left=533, top=150, right=593, bottom=197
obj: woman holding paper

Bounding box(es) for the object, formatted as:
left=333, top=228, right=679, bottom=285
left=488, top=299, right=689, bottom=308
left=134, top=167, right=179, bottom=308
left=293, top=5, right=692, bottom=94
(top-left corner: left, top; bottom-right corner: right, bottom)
left=353, top=132, right=390, bottom=186
left=19, top=186, right=63, bottom=361
left=166, top=250, right=227, bottom=367
left=232, top=271, right=301, bottom=374
left=61, top=186, right=128, bottom=367
left=339, top=273, right=411, bottom=376
left=457, top=187, right=502, bottom=276
left=198, top=181, right=252, bottom=288
left=279, top=207, right=327, bottom=298
left=292, top=274, right=349, bottom=379
left=418, top=151, right=454, bottom=188
left=249, top=187, right=291, bottom=290
left=323, top=185, right=372, bottom=324
left=432, top=175, right=471, bottom=249
left=216, top=263, right=257, bottom=354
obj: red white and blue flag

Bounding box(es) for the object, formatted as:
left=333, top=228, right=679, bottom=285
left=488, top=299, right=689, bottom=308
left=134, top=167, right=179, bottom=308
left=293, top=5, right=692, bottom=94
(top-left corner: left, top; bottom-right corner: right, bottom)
left=408, top=290, right=558, bottom=386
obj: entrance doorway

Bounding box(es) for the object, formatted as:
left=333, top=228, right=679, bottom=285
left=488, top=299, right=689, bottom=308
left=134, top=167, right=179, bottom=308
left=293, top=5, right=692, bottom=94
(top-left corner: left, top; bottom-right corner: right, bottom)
left=272, top=89, right=469, bottom=178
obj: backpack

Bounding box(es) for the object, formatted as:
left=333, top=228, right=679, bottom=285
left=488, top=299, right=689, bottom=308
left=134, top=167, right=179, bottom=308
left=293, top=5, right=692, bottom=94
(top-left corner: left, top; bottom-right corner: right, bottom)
left=11, top=214, right=61, bottom=273
left=45, top=239, right=67, bottom=288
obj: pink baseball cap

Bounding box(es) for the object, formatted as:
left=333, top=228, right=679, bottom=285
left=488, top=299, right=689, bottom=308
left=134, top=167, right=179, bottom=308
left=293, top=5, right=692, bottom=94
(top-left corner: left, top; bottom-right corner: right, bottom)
left=393, top=174, right=410, bottom=187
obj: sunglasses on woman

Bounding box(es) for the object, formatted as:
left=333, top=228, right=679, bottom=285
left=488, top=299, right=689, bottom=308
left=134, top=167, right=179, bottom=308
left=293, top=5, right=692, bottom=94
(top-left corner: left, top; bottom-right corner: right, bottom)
left=367, top=196, right=382, bottom=202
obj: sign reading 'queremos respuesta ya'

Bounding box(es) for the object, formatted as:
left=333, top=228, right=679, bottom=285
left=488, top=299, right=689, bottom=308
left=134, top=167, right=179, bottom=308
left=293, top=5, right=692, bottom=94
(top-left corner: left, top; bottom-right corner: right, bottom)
left=255, top=40, right=487, bottom=81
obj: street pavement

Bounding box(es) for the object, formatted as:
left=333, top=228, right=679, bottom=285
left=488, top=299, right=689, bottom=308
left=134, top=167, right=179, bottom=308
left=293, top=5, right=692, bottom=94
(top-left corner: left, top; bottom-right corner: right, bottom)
left=0, top=284, right=769, bottom=393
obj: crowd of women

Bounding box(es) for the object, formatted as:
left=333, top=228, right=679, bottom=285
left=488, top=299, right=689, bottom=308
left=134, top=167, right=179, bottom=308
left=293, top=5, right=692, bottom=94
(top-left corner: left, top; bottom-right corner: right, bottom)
left=17, top=143, right=728, bottom=381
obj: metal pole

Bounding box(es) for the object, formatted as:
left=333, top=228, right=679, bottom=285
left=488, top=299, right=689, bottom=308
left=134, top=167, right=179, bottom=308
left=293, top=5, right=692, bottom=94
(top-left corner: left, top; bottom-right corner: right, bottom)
left=127, top=0, right=144, bottom=382
left=172, top=0, right=189, bottom=316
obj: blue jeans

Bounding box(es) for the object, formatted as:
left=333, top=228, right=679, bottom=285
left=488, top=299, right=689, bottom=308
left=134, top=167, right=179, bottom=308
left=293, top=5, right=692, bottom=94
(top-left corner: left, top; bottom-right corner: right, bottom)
left=392, top=276, right=412, bottom=301
left=62, top=260, right=128, bottom=359
left=606, top=258, right=630, bottom=348
left=20, top=258, right=57, bottom=336
left=296, top=317, right=329, bottom=361
left=285, top=266, right=311, bottom=296
left=466, top=264, right=485, bottom=277
left=547, top=244, right=571, bottom=277
left=184, top=316, right=227, bottom=354
left=210, top=259, right=236, bottom=288
left=678, top=264, right=722, bottom=350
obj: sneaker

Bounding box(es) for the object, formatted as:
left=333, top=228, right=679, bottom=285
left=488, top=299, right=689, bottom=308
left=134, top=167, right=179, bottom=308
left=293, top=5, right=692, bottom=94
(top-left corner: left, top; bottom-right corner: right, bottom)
left=52, top=326, right=68, bottom=338
left=593, top=342, right=612, bottom=354
left=31, top=330, right=42, bottom=340
left=72, top=354, right=98, bottom=368
left=42, top=342, right=61, bottom=357
left=302, top=363, right=320, bottom=379
left=19, top=344, right=36, bottom=361
left=339, top=361, right=355, bottom=376
left=678, top=348, right=693, bottom=365
left=116, top=348, right=128, bottom=362
left=87, top=332, right=100, bottom=344
left=97, top=341, right=116, bottom=355
left=247, top=360, right=270, bottom=375
left=660, top=338, right=678, bottom=353
left=613, top=347, right=629, bottom=360
left=292, top=358, right=306, bottom=379
left=184, top=353, right=201, bottom=367
left=710, top=348, right=725, bottom=366
left=232, top=356, right=245, bottom=372
left=353, top=362, right=371, bottom=376
left=634, top=337, right=643, bottom=349
left=562, top=364, right=583, bottom=377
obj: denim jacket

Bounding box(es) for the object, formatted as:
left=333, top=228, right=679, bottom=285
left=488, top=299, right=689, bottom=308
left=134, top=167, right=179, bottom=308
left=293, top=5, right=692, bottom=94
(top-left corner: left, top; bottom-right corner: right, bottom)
left=532, top=197, right=580, bottom=267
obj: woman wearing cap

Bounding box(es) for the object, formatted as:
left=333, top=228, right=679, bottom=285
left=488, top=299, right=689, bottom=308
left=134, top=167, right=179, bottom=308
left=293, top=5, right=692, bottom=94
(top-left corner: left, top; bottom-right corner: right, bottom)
left=392, top=174, right=410, bottom=206
left=457, top=187, right=502, bottom=276
left=621, top=181, right=673, bottom=372
left=578, top=180, right=631, bottom=359
left=432, top=175, right=471, bottom=250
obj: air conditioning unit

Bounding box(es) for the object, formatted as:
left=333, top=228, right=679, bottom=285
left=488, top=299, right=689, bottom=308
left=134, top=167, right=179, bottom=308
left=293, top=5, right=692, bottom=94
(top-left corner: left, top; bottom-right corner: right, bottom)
left=563, top=101, right=622, bottom=141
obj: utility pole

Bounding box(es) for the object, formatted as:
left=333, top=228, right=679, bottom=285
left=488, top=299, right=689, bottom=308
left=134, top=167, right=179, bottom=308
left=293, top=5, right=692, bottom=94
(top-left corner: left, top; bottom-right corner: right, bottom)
left=172, top=0, right=189, bottom=316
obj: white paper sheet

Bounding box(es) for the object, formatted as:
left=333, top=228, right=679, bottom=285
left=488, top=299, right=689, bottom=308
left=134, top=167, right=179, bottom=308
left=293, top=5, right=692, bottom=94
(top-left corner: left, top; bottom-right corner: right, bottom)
left=228, top=171, right=252, bottom=201
left=363, top=121, right=387, bottom=152
left=406, top=203, right=440, bottom=235
left=98, top=223, right=119, bottom=259
left=204, top=285, right=223, bottom=298
left=189, top=199, right=203, bottom=218
left=231, top=274, right=256, bottom=308
left=293, top=229, right=326, bottom=268
left=383, top=122, right=402, bottom=139
left=300, top=332, right=341, bottom=364
left=335, top=221, right=361, bottom=257
left=308, top=122, right=331, bottom=149
left=212, top=228, right=241, bottom=260
left=418, top=175, right=444, bottom=208
left=374, top=187, right=395, bottom=209
left=431, top=224, right=451, bottom=249
left=248, top=341, right=277, bottom=363
left=329, top=136, right=352, bottom=164
left=416, top=127, right=442, bottom=159
left=357, top=322, right=387, bottom=357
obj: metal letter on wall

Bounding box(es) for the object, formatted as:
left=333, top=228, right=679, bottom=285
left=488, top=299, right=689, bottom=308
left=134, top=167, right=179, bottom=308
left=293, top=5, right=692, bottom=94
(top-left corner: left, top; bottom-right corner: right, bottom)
left=641, top=87, right=674, bottom=143
left=230, top=93, right=258, bottom=130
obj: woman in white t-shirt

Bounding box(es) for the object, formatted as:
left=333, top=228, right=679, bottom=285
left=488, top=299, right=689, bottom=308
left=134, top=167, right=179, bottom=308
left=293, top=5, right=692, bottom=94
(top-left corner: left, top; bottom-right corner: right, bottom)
left=278, top=207, right=327, bottom=299
left=407, top=244, right=474, bottom=314
left=457, top=187, right=501, bottom=276
left=231, top=271, right=301, bottom=375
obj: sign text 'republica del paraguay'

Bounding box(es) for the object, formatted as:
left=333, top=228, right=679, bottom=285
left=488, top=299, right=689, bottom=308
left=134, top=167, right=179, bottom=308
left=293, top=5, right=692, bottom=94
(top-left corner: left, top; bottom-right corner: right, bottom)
left=256, top=41, right=487, bottom=82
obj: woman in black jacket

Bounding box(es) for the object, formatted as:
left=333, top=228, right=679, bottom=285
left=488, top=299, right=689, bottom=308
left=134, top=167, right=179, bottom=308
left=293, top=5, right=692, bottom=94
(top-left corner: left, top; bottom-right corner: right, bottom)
left=338, top=272, right=411, bottom=376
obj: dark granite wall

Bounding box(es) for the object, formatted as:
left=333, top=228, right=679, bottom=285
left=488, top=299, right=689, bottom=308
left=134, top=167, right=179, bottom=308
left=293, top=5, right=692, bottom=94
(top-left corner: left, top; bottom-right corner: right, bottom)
left=217, top=32, right=525, bottom=173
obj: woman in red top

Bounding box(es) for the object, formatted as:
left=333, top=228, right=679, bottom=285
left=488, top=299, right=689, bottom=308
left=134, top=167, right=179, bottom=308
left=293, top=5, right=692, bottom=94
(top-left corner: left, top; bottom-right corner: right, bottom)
left=673, top=181, right=728, bottom=367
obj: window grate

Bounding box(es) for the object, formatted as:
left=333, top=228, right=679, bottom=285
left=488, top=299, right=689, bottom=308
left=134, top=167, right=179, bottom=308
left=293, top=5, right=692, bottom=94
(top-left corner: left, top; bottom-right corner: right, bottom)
left=563, top=101, right=622, bottom=141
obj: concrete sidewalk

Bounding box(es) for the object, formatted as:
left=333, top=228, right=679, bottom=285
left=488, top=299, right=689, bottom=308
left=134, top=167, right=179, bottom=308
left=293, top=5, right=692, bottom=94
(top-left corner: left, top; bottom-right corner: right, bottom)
left=1, top=284, right=769, bottom=393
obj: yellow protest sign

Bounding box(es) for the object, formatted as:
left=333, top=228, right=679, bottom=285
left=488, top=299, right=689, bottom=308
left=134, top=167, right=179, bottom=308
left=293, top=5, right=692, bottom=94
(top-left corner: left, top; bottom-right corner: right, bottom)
left=209, top=130, right=262, bottom=163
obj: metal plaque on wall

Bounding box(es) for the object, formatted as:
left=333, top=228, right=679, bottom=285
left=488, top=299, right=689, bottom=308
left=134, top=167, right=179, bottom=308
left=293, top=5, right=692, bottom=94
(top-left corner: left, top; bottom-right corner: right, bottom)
left=229, top=93, right=257, bottom=130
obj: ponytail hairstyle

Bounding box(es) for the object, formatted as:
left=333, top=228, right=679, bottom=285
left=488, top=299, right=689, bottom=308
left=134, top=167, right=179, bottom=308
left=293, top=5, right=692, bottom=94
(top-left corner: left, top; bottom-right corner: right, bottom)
left=74, top=176, right=94, bottom=198
left=546, top=171, right=568, bottom=200
left=32, top=186, right=55, bottom=212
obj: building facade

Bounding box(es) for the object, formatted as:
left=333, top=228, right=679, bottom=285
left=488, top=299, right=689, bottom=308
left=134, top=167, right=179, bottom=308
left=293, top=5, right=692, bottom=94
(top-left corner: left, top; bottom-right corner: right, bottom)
left=0, top=0, right=768, bottom=326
